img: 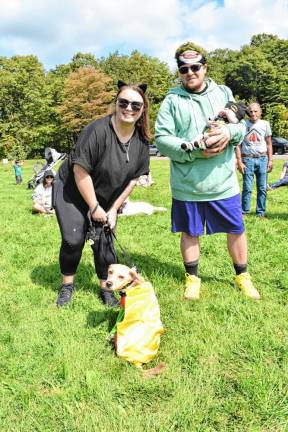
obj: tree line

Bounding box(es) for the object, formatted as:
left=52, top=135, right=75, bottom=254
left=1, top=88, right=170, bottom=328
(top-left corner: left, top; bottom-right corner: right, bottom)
left=0, top=33, right=287, bottom=159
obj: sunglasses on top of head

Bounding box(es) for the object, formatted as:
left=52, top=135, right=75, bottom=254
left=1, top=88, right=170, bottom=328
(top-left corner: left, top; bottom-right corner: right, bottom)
left=178, top=64, right=203, bottom=74
left=117, top=98, right=143, bottom=112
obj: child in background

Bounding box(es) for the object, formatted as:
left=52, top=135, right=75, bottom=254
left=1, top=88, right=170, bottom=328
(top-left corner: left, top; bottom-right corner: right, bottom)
left=13, top=160, right=23, bottom=184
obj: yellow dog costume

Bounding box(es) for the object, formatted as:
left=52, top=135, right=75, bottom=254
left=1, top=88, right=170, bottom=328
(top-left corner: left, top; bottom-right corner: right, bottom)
left=105, top=264, right=164, bottom=368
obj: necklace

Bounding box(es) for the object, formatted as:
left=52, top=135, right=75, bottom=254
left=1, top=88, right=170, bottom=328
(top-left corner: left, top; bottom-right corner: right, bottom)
left=112, top=116, right=134, bottom=163
left=121, top=139, right=132, bottom=163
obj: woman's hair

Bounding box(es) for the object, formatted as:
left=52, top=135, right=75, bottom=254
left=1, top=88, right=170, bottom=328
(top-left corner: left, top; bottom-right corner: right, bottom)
left=43, top=177, right=49, bottom=187
left=43, top=171, right=54, bottom=187
left=111, top=84, right=151, bottom=142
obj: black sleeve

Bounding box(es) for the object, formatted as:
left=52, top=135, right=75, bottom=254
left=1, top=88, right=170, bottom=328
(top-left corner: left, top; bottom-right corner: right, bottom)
left=132, top=142, right=150, bottom=179
left=71, top=123, right=101, bottom=174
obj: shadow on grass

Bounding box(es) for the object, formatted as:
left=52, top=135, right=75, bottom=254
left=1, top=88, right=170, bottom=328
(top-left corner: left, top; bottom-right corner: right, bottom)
left=114, top=252, right=229, bottom=284
left=243, top=212, right=288, bottom=221
left=116, top=251, right=183, bottom=280
left=266, top=212, right=288, bottom=221
left=86, top=309, right=118, bottom=332
left=30, top=261, right=98, bottom=293
left=30, top=247, right=232, bottom=296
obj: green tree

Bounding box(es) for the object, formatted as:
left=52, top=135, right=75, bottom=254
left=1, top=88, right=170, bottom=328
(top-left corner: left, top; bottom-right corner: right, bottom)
left=70, top=52, right=99, bottom=71
left=207, top=48, right=237, bottom=84
left=264, top=103, right=288, bottom=138
left=225, top=46, right=277, bottom=104
left=0, top=55, right=55, bottom=158
left=250, top=33, right=279, bottom=47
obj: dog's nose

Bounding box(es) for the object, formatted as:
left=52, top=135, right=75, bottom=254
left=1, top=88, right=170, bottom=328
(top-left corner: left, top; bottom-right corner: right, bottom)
left=105, top=281, right=113, bottom=289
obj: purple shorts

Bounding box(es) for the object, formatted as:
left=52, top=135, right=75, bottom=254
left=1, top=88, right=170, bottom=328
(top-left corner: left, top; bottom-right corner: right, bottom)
left=172, top=194, right=244, bottom=236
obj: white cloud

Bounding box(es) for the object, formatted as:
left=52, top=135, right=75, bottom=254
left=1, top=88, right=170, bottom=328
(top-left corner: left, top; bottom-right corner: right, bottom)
left=0, top=0, right=287, bottom=70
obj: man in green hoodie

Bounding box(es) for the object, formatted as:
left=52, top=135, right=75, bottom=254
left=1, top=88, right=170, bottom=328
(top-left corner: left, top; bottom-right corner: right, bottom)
left=155, top=42, right=260, bottom=301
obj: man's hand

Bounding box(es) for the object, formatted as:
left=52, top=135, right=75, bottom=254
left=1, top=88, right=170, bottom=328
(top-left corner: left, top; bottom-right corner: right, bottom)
left=237, top=160, right=246, bottom=174
left=267, top=160, right=273, bottom=173
left=201, top=126, right=230, bottom=156
left=91, top=205, right=108, bottom=224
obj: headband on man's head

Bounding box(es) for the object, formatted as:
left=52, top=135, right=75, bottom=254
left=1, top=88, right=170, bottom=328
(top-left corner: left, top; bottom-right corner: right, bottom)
left=175, top=42, right=207, bottom=68
left=176, top=50, right=206, bottom=68
left=117, top=80, right=148, bottom=94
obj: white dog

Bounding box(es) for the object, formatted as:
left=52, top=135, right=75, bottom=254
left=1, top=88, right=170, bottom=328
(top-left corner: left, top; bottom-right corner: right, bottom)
left=119, top=198, right=167, bottom=216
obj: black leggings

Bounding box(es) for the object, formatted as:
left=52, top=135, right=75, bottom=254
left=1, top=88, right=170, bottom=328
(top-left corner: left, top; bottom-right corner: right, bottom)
left=53, top=177, right=116, bottom=280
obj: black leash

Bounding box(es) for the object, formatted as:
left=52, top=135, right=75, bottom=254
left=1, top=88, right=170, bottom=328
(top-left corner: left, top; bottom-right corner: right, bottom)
left=109, top=228, right=137, bottom=271
left=86, top=217, right=137, bottom=271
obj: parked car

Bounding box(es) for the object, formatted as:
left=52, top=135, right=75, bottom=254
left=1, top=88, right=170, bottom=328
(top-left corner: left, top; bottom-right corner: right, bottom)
left=149, top=144, right=162, bottom=157
left=272, top=137, right=288, bottom=155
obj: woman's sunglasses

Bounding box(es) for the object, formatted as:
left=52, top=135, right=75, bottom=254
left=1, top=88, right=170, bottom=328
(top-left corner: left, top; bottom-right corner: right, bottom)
left=179, top=64, right=203, bottom=74
left=46, top=176, right=54, bottom=179
left=117, top=98, right=143, bottom=112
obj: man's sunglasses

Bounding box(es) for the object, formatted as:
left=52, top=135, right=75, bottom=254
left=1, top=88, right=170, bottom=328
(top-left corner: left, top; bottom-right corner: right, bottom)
left=178, top=64, right=203, bottom=74
left=117, top=98, right=143, bottom=112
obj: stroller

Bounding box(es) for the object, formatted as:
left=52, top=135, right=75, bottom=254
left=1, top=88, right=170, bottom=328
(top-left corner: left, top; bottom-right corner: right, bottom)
left=27, top=148, right=66, bottom=189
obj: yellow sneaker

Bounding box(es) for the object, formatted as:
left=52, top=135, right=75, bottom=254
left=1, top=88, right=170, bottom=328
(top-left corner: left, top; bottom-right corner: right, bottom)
left=234, top=272, right=260, bottom=300
left=184, top=274, right=201, bottom=300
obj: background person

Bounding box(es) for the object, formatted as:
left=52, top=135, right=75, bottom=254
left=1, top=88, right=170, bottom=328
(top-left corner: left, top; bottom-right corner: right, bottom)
left=13, top=159, right=23, bottom=184
left=155, top=42, right=260, bottom=301
left=53, top=81, right=150, bottom=307
left=268, top=161, right=288, bottom=190
left=32, top=170, right=55, bottom=214
left=236, top=102, right=273, bottom=218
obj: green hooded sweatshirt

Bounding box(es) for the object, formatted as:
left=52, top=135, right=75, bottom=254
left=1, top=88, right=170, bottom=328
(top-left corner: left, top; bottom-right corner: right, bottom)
left=155, top=79, right=245, bottom=201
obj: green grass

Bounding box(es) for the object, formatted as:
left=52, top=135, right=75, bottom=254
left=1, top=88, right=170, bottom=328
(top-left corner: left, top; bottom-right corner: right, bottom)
left=0, top=159, right=288, bottom=432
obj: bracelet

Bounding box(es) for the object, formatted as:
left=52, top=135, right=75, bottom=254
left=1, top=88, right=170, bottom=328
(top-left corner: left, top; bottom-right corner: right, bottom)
left=90, top=203, right=99, bottom=217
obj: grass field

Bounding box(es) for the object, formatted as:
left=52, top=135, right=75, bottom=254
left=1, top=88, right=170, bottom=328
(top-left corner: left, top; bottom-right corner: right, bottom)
left=0, top=158, right=288, bottom=432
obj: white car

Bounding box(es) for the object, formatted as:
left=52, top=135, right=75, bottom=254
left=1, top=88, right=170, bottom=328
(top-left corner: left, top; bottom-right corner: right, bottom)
left=149, top=145, right=161, bottom=157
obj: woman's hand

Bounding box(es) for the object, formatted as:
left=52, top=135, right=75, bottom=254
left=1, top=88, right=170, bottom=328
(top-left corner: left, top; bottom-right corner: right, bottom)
left=106, top=208, right=118, bottom=230
left=91, top=205, right=108, bottom=224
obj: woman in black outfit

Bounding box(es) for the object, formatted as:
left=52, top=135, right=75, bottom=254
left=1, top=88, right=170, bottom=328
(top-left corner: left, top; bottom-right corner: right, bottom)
left=53, top=80, right=150, bottom=307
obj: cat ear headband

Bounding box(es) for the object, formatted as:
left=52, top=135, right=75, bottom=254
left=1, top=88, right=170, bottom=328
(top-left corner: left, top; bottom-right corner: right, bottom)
left=117, top=80, right=147, bottom=93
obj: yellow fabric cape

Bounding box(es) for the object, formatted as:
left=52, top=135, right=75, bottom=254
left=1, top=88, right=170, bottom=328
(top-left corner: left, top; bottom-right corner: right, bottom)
left=116, top=282, right=164, bottom=367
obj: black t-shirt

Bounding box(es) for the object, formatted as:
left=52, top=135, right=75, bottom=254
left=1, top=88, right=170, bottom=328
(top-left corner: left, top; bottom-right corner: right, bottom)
left=59, top=115, right=150, bottom=211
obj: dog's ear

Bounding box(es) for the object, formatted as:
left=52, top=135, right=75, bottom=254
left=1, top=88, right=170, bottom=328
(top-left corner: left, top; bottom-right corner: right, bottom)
left=129, top=267, right=144, bottom=283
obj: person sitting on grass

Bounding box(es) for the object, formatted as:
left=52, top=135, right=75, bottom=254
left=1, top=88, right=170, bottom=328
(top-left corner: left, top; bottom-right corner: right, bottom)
left=32, top=170, right=55, bottom=215
left=268, top=161, right=288, bottom=190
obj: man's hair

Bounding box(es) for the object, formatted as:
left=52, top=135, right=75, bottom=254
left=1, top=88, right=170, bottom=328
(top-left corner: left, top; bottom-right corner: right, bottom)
left=175, top=42, right=207, bottom=62
left=248, top=102, right=261, bottom=111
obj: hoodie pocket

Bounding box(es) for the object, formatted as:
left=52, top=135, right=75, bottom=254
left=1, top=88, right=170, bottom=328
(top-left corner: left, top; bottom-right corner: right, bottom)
left=172, top=158, right=236, bottom=196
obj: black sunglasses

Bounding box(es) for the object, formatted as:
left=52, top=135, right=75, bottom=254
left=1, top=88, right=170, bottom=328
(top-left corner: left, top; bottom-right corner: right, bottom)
left=45, top=176, right=54, bottom=179
left=179, top=64, right=203, bottom=74
left=117, top=98, right=143, bottom=112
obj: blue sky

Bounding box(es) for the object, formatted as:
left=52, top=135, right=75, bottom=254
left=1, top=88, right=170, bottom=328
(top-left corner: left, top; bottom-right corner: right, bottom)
left=0, top=0, right=287, bottom=71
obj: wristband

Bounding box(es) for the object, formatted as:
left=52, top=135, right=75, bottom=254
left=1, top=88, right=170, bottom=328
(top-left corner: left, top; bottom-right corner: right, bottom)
left=90, top=203, right=99, bottom=217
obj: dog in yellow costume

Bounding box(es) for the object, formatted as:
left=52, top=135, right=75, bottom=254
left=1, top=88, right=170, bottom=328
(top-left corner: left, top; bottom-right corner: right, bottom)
left=105, top=264, right=165, bottom=376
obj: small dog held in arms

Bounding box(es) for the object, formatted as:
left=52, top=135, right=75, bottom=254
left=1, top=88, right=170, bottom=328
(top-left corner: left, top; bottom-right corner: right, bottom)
left=181, top=101, right=247, bottom=152
left=105, top=264, right=165, bottom=378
